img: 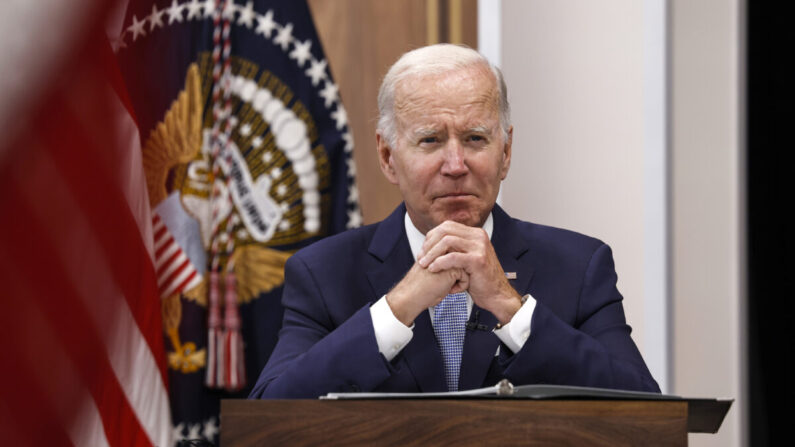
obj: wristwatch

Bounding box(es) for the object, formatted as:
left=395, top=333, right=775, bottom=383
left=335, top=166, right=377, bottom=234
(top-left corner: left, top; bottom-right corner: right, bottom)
left=493, top=294, right=530, bottom=330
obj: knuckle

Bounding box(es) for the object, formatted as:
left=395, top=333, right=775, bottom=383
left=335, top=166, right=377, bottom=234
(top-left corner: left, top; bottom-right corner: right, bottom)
left=473, top=253, right=487, bottom=268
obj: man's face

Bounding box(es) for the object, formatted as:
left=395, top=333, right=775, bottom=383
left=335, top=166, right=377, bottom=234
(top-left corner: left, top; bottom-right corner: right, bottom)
left=377, top=65, right=512, bottom=234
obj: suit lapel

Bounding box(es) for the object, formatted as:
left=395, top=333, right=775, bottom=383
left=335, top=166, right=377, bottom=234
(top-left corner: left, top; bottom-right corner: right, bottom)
left=365, top=204, right=447, bottom=392
left=459, top=205, right=536, bottom=389
left=402, top=311, right=447, bottom=392
left=458, top=305, right=499, bottom=390
left=490, top=204, right=535, bottom=295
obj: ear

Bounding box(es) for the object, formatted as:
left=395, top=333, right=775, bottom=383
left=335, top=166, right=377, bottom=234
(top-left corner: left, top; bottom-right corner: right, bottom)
left=499, top=126, right=513, bottom=180
left=376, top=132, right=399, bottom=185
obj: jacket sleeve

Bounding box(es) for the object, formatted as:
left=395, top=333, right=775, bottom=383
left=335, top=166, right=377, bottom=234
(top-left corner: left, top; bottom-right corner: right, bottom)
left=248, top=254, right=394, bottom=399
left=501, top=243, right=661, bottom=393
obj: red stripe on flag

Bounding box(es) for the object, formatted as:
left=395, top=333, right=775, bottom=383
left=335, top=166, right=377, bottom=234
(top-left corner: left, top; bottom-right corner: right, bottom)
left=156, top=235, right=177, bottom=259
left=0, top=5, right=170, bottom=445
left=162, top=257, right=193, bottom=292
left=174, top=269, right=200, bottom=295
left=154, top=224, right=169, bottom=242
left=1, top=181, right=153, bottom=447
left=157, top=246, right=184, bottom=278
left=38, top=88, right=168, bottom=385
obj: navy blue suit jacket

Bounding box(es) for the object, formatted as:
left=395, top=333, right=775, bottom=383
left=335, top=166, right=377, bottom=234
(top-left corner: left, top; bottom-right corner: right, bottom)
left=250, top=204, right=659, bottom=398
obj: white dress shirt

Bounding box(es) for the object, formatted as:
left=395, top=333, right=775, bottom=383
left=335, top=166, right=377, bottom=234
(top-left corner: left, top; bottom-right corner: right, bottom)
left=369, top=212, right=537, bottom=361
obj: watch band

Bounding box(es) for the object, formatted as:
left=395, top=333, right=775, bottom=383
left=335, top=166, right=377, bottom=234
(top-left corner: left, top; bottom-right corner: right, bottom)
left=493, top=294, right=530, bottom=330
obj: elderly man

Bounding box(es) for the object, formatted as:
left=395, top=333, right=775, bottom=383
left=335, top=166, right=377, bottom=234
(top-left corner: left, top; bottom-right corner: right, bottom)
left=250, top=44, right=659, bottom=398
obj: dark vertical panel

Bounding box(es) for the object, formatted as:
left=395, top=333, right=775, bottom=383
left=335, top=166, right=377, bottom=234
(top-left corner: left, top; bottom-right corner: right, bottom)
left=747, top=3, right=795, bottom=445
left=439, top=0, right=450, bottom=43
left=461, top=0, right=479, bottom=47
left=307, top=0, right=428, bottom=224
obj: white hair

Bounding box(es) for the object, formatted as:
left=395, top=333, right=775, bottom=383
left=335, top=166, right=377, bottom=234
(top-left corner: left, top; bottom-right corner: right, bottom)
left=376, top=43, right=511, bottom=148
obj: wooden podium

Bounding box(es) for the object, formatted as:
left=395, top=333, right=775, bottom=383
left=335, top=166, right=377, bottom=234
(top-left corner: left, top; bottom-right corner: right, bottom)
left=221, top=396, right=730, bottom=446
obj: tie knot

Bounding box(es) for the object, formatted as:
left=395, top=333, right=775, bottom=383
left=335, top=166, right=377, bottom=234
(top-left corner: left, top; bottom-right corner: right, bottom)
left=434, top=292, right=467, bottom=310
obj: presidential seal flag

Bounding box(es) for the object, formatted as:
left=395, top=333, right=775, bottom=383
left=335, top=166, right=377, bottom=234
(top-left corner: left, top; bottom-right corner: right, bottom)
left=114, top=0, right=362, bottom=444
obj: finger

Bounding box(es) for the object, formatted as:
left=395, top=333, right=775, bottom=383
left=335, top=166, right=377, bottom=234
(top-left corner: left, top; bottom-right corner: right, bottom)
left=426, top=251, right=475, bottom=273
left=449, top=282, right=466, bottom=294
left=422, top=220, right=481, bottom=255
left=449, top=272, right=470, bottom=294
left=418, top=234, right=479, bottom=267
left=396, top=263, right=465, bottom=312
left=420, top=220, right=487, bottom=266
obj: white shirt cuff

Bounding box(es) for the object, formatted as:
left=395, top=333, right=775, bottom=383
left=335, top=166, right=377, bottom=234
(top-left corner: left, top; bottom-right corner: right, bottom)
left=370, top=295, right=414, bottom=361
left=493, top=294, right=536, bottom=354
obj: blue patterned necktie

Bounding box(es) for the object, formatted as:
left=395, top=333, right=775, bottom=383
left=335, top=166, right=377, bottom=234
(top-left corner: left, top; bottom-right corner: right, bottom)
left=432, top=292, right=468, bottom=391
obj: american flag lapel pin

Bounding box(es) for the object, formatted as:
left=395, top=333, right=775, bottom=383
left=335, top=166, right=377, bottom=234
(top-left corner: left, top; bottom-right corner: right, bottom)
left=505, top=272, right=517, bottom=280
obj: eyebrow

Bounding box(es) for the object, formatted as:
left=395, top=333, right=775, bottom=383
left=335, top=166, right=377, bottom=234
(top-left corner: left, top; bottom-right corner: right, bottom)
left=468, top=126, right=493, bottom=135
left=411, top=125, right=494, bottom=136
left=412, top=128, right=440, bottom=138
left=406, top=125, right=496, bottom=140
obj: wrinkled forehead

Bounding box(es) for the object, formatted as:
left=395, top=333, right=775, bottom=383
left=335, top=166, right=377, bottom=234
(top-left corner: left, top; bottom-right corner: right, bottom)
left=393, top=65, right=500, bottom=117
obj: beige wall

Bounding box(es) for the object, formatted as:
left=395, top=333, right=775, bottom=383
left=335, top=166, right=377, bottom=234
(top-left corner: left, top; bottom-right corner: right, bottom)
left=500, top=0, right=744, bottom=445
left=671, top=0, right=744, bottom=446
left=499, top=0, right=651, bottom=378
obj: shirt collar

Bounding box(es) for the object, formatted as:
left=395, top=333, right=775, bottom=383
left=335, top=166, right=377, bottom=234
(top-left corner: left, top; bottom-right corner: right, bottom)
left=404, top=211, right=494, bottom=261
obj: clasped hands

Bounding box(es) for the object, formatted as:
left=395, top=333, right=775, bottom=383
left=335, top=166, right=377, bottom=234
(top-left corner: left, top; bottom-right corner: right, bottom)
left=386, top=220, right=523, bottom=327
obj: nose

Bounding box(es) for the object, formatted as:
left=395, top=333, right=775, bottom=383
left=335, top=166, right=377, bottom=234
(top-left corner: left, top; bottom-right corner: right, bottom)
left=440, top=139, right=468, bottom=177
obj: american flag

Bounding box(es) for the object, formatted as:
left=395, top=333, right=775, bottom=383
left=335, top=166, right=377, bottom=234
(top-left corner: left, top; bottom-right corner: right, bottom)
left=153, top=213, right=203, bottom=298
left=0, top=1, right=172, bottom=445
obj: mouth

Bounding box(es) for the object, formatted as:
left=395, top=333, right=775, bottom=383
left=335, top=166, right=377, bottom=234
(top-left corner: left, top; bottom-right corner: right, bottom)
left=436, top=192, right=475, bottom=199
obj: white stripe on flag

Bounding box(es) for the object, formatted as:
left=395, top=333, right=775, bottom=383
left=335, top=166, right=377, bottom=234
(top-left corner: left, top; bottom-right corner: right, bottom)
left=162, top=263, right=197, bottom=297
left=113, top=95, right=154, bottom=261
left=154, top=230, right=174, bottom=254
left=24, top=149, right=171, bottom=447
left=2, top=8, right=172, bottom=445
left=184, top=271, right=203, bottom=291
left=28, top=154, right=173, bottom=447
left=106, top=295, right=173, bottom=447
left=157, top=249, right=188, bottom=283
left=21, top=98, right=172, bottom=447
left=68, top=391, right=112, bottom=447
left=107, top=85, right=172, bottom=446
left=155, top=240, right=184, bottom=276
left=152, top=214, right=165, bottom=233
